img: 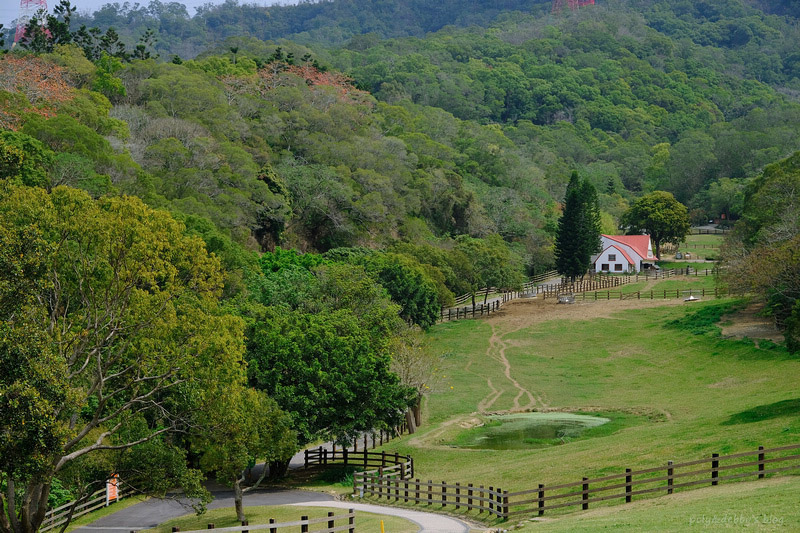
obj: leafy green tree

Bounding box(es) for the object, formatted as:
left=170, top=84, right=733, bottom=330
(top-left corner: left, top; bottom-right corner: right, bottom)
left=246, top=307, right=414, bottom=447
left=621, top=191, right=690, bottom=259
left=366, top=253, right=441, bottom=329
left=0, top=184, right=246, bottom=533
left=196, top=388, right=295, bottom=521
left=555, top=172, right=601, bottom=281
left=723, top=151, right=800, bottom=351
left=455, top=234, right=527, bottom=301
left=0, top=131, right=53, bottom=188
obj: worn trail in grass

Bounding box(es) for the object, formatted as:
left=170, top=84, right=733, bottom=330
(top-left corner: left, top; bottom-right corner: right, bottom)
left=478, top=321, right=544, bottom=412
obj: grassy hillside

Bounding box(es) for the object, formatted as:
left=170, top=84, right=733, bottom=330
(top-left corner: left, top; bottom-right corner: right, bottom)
left=373, top=296, right=798, bottom=507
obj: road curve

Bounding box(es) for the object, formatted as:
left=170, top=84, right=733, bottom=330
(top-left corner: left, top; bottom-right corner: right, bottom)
left=73, top=489, right=474, bottom=533
left=288, top=500, right=472, bottom=533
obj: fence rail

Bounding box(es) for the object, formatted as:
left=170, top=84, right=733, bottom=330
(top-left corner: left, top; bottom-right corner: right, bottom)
left=549, top=287, right=727, bottom=301
left=40, top=482, right=133, bottom=532
left=308, top=448, right=414, bottom=478
left=450, top=271, right=559, bottom=308
left=173, top=510, right=356, bottom=533
left=442, top=271, right=560, bottom=322
left=303, top=425, right=410, bottom=469
left=355, top=444, right=800, bottom=521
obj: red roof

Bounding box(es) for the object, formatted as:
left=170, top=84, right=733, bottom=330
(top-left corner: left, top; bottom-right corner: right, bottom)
left=602, top=244, right=635, bottom=265
left=602, top=235, right=655, bottom=260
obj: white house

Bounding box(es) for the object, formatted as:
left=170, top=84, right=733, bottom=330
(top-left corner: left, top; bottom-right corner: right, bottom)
left=592, top=235, right=657, bottom=273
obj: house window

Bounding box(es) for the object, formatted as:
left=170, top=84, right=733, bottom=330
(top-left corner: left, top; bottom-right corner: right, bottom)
left=614, top=264, right=623, bottom=271
left=601, top=264, right=609, bottom=271
left=608, top=254, right=616, bottom=261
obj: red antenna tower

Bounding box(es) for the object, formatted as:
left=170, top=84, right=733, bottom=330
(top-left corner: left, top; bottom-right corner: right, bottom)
left=552, top=0, right=594, bottom=13
left=14, top=0, right=48, bottom=44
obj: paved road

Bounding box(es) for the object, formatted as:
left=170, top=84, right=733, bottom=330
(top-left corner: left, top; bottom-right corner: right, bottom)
left=73, top=489, right=335, bottom=532
left=291, top=500, right=472, bottom=533
left=74, top=488, right=473, bottom=532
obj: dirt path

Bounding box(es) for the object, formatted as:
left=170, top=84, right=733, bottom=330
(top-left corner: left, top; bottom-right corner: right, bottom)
left=477, top=322, right=542, bottom=412
left=471, top=296, right=693, bottom=416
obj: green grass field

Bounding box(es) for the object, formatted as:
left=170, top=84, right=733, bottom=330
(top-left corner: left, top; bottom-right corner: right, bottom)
left=364, top=297, right=798, bottom=525
left=515, top=476, right=800, bottom=532
left=142, top=505, right=418, bottom=533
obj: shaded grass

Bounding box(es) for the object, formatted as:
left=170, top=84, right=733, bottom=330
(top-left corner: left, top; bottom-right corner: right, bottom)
left=666, top=300, right=742, bottom=335
left=723, top=399, right=800, bottom=425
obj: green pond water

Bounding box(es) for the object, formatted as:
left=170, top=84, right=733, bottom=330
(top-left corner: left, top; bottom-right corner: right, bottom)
left=454, top=412, right=611, bottom=450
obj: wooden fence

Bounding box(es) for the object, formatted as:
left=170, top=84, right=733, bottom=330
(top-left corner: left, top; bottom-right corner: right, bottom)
left=538, top=273, right=629, bottom=299
left=170, top=510, right=355, bottom=532
left=355, top=475, right=506, bottom=518
left=691, top=228, right=728, bottom=235
left=443, top=271, right=558, bottom=322
left=451, top=271, right=558, bottom=307
left=303, top=425, right=410, bottom=469
left=40, top=482, right=133, bottom=532
left=308, top=449, right=414, bottom=478
left=547, top=287, right=727, bottom=301
left=355, top=444, right=800, bottom=520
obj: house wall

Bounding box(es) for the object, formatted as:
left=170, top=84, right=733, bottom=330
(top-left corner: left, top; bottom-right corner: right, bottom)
left=593, top=248, right=633, bottom=273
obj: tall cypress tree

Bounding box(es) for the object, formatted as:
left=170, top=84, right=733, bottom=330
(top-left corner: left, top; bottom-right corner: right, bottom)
left=555, top=172, right=602, bottom=282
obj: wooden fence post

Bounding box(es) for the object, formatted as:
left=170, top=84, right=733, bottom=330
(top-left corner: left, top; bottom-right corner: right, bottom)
left=327, top=511, right=335, bottom=530
left=415, top=479, right=420, bottom=503
left=269, top=518, right=276, bottom=533
left=455, top=483, right=461, bottom=510
left=343, top=448, right=348, bottom=466
left=442, top=482, right=447, bottom=507
left=404, top=478, right=409, bottom=502
left=301, top=515, right=309, bottom=533
left=378, top=468, right=383, bottom=498
left=503, top=490, right=509, bottom=518
left=538, top=484, right=544, bottom=516
left=758, top=446, right=765, bottom=479
left=488, top=486, right=494, bottom=513
left=348, top=509, right=355, bottom=533
left=667, top=461, right=674, bottom=494
left=711, top=453, right=719, bottom=486
left=468, top=483, right=473, bottom=509
left=478, top=485, right=484, bottom=513
left=304, top=449, right=309, bottom=469
left=395, top=477, right=400, bottom=501
left=625, top=469, right=632, bottom=503
left=241, top=519, right=248, bottom=533
left=427, top=480, right=433, bottom=506
left=582, top=478, right=589, bottom=510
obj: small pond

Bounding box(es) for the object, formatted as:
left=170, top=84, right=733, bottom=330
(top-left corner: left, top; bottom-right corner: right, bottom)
left=453, top=412, right=611, bottom=450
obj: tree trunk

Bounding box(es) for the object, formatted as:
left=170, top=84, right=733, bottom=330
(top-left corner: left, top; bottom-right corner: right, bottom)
left=412, top=396, right=422, bottom=427
left=233, top=478, right=246, bottom=523
left=404, top=408, right=417, bottom=434
left=1, top=479, right=52, bottom=533
left=483, top=286, right=489, bottom=304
